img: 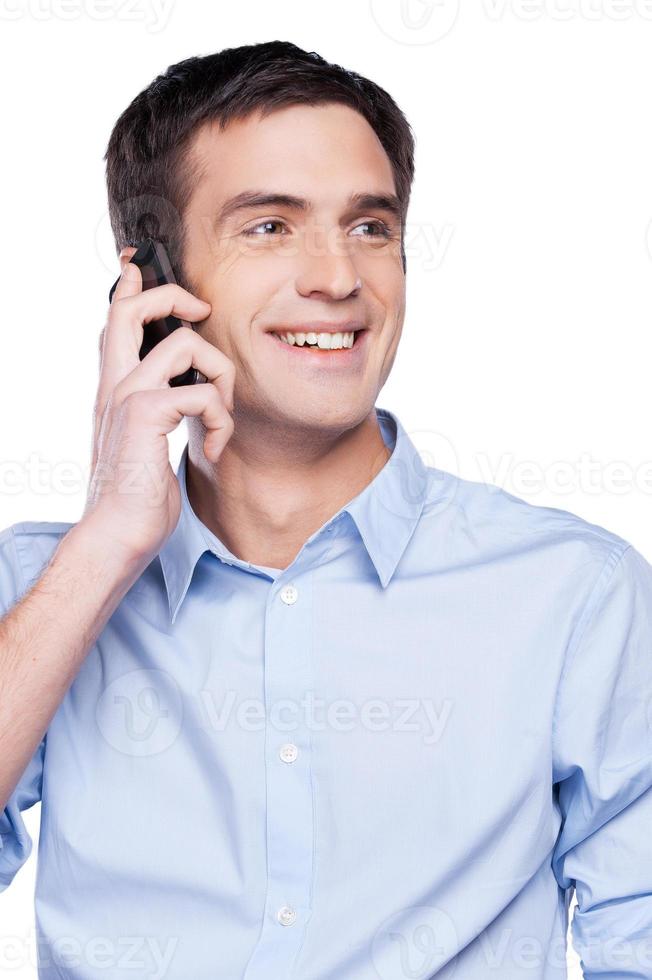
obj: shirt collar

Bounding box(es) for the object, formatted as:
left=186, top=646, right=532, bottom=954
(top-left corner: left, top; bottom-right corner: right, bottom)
left=159, top=405, right=429, bottom=625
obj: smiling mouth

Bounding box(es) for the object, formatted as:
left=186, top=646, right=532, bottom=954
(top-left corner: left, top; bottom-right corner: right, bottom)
left=268, top=329, right=366, bottom=351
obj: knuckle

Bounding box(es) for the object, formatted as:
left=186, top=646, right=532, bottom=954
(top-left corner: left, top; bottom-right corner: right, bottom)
left=111, top=379, right=128, bottom=406
left=171, top=325, right=196, bottom=348
left=120, top=389, right=148, bottom=419
left=209, top=384, right=225, bottom=406
left=158, top=327, right=195, bottom=359
left=215, top=391, right=234, bottom=422
left=204, top=384, right=227, bottom=414
left=108, top=295, right=129, bottom=318
left=159, top=282, right=186, bottom=300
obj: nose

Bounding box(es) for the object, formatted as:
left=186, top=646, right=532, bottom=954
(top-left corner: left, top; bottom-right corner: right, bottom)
left=294, top=232, right=362, bottom=300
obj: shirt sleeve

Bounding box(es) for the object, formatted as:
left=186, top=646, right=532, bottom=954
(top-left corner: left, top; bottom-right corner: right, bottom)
left=551, top=542, right=652, bottom=978
left=0, top=524, right=46, bottom=892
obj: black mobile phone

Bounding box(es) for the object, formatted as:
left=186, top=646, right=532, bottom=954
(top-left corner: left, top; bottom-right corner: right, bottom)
left=108, top=238, right=206, bottom=387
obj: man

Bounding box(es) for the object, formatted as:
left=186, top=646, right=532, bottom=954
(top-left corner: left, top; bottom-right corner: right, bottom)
left=1, top=40, right=651, bottom=980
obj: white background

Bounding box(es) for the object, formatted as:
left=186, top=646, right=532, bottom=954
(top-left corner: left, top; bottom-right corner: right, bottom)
left=1, top=0, right=651, bottom=976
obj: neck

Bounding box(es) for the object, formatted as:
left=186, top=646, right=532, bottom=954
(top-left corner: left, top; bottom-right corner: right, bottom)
left=185, top=407, right=391, bottom=570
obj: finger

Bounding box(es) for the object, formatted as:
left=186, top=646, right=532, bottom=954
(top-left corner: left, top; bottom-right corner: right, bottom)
left=97, top=262, right=145, bottom=396
left=98, top=260, right=141, bottom=369
left=122, top=383, right=234, bottom=462
left=116, top=281, right=212, bottom=332
left=110, top=257, right=143, bottom=305
left=96, top=280, right=212, bottom=427
left=114, top=327, right=235, bottom=413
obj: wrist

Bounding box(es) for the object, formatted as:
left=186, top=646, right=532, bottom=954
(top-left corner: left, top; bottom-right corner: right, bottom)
left=61, top=516, right=154, bottom=586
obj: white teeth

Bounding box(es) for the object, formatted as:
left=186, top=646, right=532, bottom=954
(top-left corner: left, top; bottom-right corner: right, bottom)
left=273, top=330, right=357, bottom=350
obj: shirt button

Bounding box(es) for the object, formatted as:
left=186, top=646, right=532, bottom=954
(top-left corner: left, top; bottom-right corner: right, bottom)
left=277, top=905, right=297, bottom=926
left=279, top=742, right=299, bottom=764
left=280, top=584, right=298, bottom=605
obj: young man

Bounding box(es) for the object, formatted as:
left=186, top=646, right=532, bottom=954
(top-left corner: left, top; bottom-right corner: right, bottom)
left=1, top=40, right=651, bottom=980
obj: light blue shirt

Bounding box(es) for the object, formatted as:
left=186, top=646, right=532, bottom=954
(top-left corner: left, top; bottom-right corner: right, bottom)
left=1, top=405, right=652, bottom=979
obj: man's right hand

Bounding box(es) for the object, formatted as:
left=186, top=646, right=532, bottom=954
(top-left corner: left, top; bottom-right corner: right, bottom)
left=83, top=259, right=235, bottom=568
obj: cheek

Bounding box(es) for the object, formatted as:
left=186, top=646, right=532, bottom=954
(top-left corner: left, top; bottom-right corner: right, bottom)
left=210, top=249, right=288, bottom=310
left=357, top=250, right=404, bottom=293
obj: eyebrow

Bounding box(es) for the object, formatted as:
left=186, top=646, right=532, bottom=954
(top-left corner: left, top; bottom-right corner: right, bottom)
left=214, top=190, right=403, bottom=227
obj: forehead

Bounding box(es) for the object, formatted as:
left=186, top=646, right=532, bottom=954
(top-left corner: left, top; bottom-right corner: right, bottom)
left=187, top=102, right=397, bottom=208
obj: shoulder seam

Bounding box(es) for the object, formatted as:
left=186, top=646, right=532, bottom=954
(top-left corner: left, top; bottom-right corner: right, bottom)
left=551, top=541, right=632, bottom=748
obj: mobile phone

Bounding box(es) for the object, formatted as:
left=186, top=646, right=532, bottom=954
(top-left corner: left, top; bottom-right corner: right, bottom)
left=108, top=238, right=206, bottom=387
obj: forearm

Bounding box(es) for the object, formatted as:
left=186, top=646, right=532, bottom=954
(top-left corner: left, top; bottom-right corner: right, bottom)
left=0, top=519, right=148, bottom=811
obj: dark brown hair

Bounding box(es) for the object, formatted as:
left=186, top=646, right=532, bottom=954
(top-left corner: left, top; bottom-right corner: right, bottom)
left=104, top=40, right=415, bottom=287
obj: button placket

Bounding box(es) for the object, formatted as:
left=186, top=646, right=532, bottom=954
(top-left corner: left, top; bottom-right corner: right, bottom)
left=242, top=572, right=314, bottom=978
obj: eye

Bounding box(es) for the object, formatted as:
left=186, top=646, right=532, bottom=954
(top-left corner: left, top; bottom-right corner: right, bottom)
left=351, top=220, right=392, bottom=239
left=243, top=219, right=287, bottom=237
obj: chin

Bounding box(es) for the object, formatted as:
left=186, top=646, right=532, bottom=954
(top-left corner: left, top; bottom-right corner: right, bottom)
left=268, top=398, right=372, bottom=433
